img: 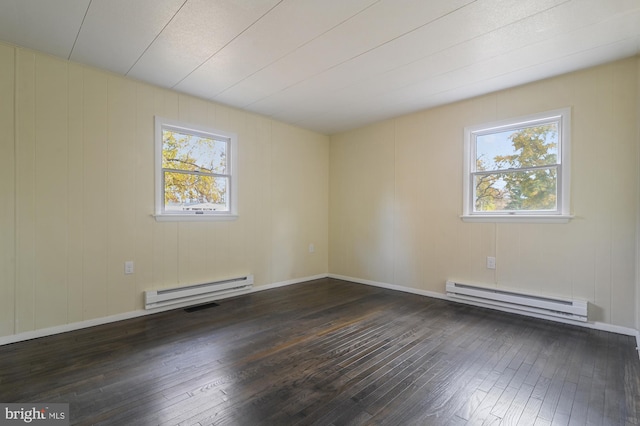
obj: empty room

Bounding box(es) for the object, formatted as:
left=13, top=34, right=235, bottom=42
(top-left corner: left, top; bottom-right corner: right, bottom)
left=0, top=1, right=639, bottom=425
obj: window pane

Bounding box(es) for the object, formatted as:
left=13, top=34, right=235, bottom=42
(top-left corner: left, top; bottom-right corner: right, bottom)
left=164, top=171, right=228, bottom=212
left=475, top=123, right=558, bottom=172
left=474, top=168, right=557, bottom=212
left=162, top=129, right=227, bottom=174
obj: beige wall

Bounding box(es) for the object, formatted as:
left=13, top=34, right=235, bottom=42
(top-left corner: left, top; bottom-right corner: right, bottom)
left=0, top=44, right=329, bottom=338
left=637, top=55, right=640, bottom=332
left=2, top=42, right=639, bottom=339
left=0, top=44, right=16, bottom=337
left=330, top=57, right=640, bottom=328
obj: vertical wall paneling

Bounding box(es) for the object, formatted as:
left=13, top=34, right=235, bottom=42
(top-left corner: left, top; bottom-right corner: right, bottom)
left=270, top=122, right=329, bottom=283
left=242, top=113, right=273, bottom=285
left=591, top=66, right=615, bottom=323
left=568, top=70, right=598, bottom=305
left=34, top=54, right=69, bottom=329
left=495, top=223, right=520, bottom=288
left=3, top=41, right=637, bottom=338
left=133, top=83, right=155, bottom=308
left=393, top=112, right=427, bottom=289
left=15, top=49, right=36, bottom=333
left=329, top=121, right=395, bottom=284
left=328, top=133, right=346, bottom=276
left=330, top=58, right=639, bottom=328
left=271, top=122, right=299, bottom=282
left=82, top=69, right=109, bottom=320
left=67, top=63, right=84, bottom=323
left=2, top=44, right=330, bottom=340
left=106, top=76, right=137, bottom=315
left=468, top=222, right=495, bottom=284
left=0, top=44, right=16, bottom=336
left=637, top=55, right=640, bottom=332
left=150, top=88, right=166, bottom=291
left=156, top=91, right=179, bottom=288
left=609, top=61, right=638, bottom=327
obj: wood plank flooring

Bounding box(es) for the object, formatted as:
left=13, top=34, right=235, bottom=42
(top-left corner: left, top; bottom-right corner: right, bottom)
left=0, top=278, right=638, bottom=425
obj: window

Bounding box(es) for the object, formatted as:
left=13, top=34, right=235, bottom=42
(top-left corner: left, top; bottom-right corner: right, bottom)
left=462, top=108, right=571, bottom=223
left=154, top=117, right=238, bottom=221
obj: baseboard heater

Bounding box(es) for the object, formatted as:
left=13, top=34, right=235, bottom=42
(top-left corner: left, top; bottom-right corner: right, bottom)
left=144, top=275, right=254, bottom=310
left=445, top=280, right=588, bottom=322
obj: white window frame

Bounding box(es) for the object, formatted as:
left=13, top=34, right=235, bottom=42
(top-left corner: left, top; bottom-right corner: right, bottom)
left=154, top=117, right=238, bottom=222
left=462, top=108, right=572, bottom=223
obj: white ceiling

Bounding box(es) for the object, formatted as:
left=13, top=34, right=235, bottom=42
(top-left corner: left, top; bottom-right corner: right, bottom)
left=0, top=0, right=639, bottom=134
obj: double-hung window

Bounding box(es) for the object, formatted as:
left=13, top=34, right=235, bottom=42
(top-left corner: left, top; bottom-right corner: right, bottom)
left=462, top=108, right=571, bottom=222
left=154, top=117, right=238, bottom=221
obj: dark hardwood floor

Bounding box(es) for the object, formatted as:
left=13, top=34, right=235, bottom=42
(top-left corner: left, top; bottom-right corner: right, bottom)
left=0, top=278, right=638, bottom=425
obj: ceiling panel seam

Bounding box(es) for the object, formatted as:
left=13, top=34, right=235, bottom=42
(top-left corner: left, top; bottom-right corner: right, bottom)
left=210, top=0, right=383, bottom=101
left=125, top=0, right=189, bottom=76
left=240, top=0, right=479, bottom=110
left=68, top=0, right=93, bottom=60
left=171, top=0, right=286, bottom=90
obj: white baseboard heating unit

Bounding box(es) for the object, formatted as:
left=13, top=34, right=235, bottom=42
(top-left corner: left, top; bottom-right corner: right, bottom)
left=445, top=281, right=588, bottom=322
left=144, top=275, right=254, bottom=310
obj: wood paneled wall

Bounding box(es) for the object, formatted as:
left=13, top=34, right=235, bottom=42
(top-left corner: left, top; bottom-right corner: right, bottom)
left=1, top=42, right=638, bottom=339
left=0, top=44, right=16, bottom=337
left=1, top=44, right=329, bottom=338
left=330, top=57, right=640, bottom=328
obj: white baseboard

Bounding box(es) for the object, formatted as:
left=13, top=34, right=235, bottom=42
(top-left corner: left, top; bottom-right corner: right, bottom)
left=3, top=273, right=638, bottom=357
left=329, top=274, right=640, bottom=339
left=0, top=273, right=329, bottom=347
left=0, top=310, right=152, bottom=347
left=252, top=274, right=329, bottom=292
left=328, top=273, right=447, bottom=300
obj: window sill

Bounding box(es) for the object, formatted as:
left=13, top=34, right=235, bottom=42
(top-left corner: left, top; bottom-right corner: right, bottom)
left=153, top=214, right=238, bottom=222
left=461, top=215, right=573, bottom=224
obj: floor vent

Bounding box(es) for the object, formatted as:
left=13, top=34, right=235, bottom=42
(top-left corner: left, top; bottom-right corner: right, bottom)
left=184, top=302, right=220, bottom=313
left=446, top=280, right=588, bottom=322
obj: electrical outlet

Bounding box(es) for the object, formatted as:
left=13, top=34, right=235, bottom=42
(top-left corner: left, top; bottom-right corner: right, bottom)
left=124, top=261, right=134, bottom=275
left=486, top=256, right=496, bottom=270
left=308, top=243, right=315, bottom=253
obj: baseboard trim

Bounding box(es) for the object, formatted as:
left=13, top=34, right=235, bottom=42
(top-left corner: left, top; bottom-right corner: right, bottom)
left=328, top=274, right=640, bottom=339
left=0, top=274, right=329, bottom=346
left=328, top=273, right=446, bottom=300
left=252, top=274, right=329, bottom=292
left=0, top=310, right=152, bottom=347
left=3, top=273, right=638, bottom=354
